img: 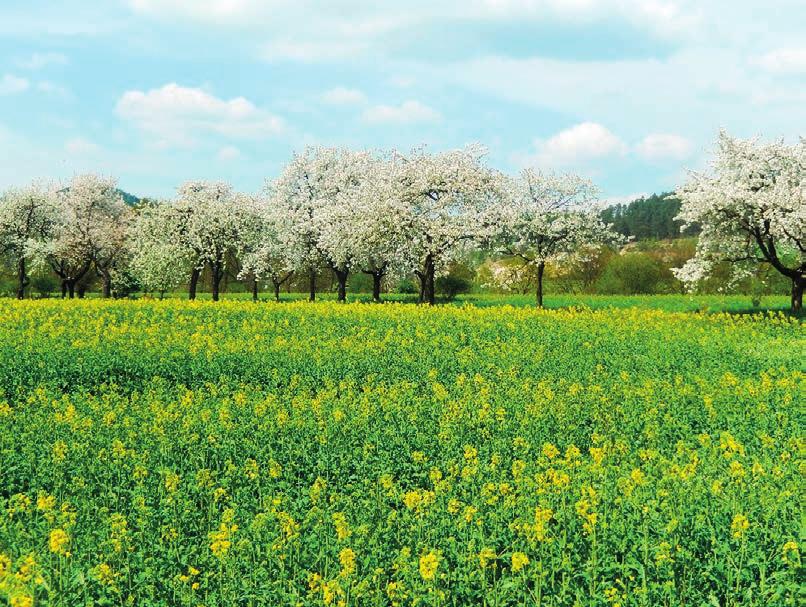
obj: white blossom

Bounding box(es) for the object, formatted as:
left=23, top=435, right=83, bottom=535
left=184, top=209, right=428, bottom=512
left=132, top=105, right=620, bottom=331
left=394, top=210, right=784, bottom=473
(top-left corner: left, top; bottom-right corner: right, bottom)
left=493, top=168, right=621, bottom=305
left=674, top=131, right=805, bottom=309
left=171, top=181, right=253, bottom=300
left=129, top=202, right=193, bottom=296
left=389, top=144, right=499, bottom=303
left=0, top=182, right=58, bottom=298
left=46, top=174, right=130, bottom=297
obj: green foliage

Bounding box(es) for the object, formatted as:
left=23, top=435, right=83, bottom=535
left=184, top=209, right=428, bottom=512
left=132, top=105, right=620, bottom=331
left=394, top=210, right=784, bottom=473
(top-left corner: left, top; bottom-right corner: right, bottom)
left=601, top=192, right=698, bottom=240
left=397, top=278, right=418, bottom=294
left=436, top=263, right=475, bottom=301
left=0, top=300, right=802, bottom=606
left=597, top=252, right=670, bottom=294
left=116, top=189, right=140, bottom=206
left=30, top=272, right=59, bottom=298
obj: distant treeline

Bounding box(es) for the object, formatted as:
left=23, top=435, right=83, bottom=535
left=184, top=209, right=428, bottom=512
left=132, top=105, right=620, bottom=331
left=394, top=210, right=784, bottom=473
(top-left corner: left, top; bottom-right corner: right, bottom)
left=601, top=193, right=699, bottom=241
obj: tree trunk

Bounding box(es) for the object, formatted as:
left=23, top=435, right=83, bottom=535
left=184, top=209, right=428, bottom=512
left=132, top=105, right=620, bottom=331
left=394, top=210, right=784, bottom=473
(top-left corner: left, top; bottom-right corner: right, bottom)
left=67, top=281, right=75, bottom=299
left=792, top=278, right=804, bottom=312
left=334, top=268, right=349, bottom=302
left=16, top=258, right=28, bottom=300
left=61, top=280, right=67, bottom=299
left=101, top=273, right=112, bottom=298
left=77, top=283, right=86, bottom=299
left=427, top=263, right=435, bottom=306
left=419, top=255, right=436, bottom=305
left=252, top=278, right=259, bottom=303
left=372, top=272, right=383, bottom=302
left=189, top=267, right=200, bottom=300
left=273, top=281, right=281, bottom=302
left=211, top=263, right=223, bottom=302
left=309, top=268, right=316, bottom=302
left=536, top=261, right=545, bottom=308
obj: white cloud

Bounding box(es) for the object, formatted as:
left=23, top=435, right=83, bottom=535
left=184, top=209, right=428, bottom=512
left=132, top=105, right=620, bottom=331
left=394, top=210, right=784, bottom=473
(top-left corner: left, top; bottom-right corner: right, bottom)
left=602, top=192, right=648, bottom=206
left=217, top=145, right=241, bottom=160
left=36, top=81, right=71, bottom=97
left=469, top=0, right=702, bottom=38
left=753, top=48, right=806, bottom=74
left=388, top=75, right=416, bottom=88
left=531, top=122, right=627, bottom=166
left=65, top=137, right=101, bottom=155
left=0, top=74, right=30, bottom=95
left=321, top=87, right=367, bottom=105
left=446, top=44, right=806, bottom=139
left=260, top=39, right=368, bottom=62
left=17, top=52, right=69, bottom=70
left=127, top=0, right=701, bottom=40
left=362, top=100, right=441, bottom=124
left=124, top=0, right=705, bottom=76
left=635, top=133, right=692, bottom=161
left=115, top=83, right=285, bottom=146
left=128, top=0, right=275, bottom=24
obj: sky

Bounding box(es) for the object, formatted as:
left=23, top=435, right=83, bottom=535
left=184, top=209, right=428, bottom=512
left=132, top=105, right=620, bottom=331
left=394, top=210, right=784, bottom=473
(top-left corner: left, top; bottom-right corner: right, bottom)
left=0, top=0, right=804, bottom=202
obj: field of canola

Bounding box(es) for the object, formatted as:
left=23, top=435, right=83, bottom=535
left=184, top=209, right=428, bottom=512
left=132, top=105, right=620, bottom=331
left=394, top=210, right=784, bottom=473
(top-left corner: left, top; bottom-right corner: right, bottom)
left=0, top=299, right=803, bottom=606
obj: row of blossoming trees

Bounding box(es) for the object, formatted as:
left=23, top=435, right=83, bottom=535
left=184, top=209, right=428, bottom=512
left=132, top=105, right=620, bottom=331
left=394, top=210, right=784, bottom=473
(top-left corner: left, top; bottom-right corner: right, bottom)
left=0, top=132, right=804, bottom=308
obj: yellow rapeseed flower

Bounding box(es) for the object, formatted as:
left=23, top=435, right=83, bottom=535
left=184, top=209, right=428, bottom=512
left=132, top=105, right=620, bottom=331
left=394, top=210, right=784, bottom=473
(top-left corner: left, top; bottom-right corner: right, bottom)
left=49, top=528, right=70, bottom=556
left=419, top=550, right=440, bottom=581
left=731, top=514, right=749, bottom=539
left=542, top=443, right=560, bottom=460
left=511, top=551, right=529, bottom=573
left=339, top=547, right=356, bottom=577
left=478, top=548, right=497, bottom=569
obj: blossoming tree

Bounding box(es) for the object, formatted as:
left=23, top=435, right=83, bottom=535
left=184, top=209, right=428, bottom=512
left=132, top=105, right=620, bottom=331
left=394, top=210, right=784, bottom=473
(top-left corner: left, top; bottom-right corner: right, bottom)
left=47, top=174, right=130, bottom=298
left=391, top=145, right=498, bottom=305
left=347, top=154, right=411, bottom=302
left=172, top=181, right=251, bottom=301
left=129, top=202, right=193, bottom=298
left=674, top=131, right=805, bottom=310
left=494, top=169, right=621, bottom=306
left=0, top=182, right=58, bottom=299
left=272, top=147, right=377, bottom=301
left=237, top=195, right=294, bottom=302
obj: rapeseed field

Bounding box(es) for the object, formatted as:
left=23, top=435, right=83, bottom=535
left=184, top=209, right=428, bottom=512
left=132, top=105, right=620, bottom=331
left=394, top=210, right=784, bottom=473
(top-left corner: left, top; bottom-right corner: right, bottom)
left=0, top=300, right=802, bottom=606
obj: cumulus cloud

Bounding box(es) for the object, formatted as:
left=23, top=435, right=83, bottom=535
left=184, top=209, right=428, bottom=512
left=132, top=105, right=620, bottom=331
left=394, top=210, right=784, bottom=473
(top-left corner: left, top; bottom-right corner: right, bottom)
left=601, top=192, right=649, bottom=206
left=125, top=0, right=703, bottom=70
left=531, top=122, right=627, bottom=166
left=260, top=39, right=369, bottom=62
left=0, top=74, right=30, bottom=95
left=217, top=145, right=241, bottom=160
left=17, top=52, right=68, bottom=70
left=65, top=137, right=101, bottom=155
left=321, top=87, right=367, bottom=105
left=128, top=0, right=279, bottom=24
left=472, top=0, right=701, bottom=37
left=388, top=75, right=416, bottom=88
left=753, top=48, right=806, bottom=74
left=362, top=100, right=441, bottom=124
left=115, top=83, right=285, bottom=146
left=635, top=133, right=692, bottom=161
left=36, top=81, right=70, bottom=97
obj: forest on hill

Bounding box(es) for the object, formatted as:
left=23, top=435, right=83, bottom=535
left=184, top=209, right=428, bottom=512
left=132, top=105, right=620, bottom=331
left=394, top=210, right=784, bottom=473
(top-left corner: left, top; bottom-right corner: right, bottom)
left=600, top=192, right=699, bottom=241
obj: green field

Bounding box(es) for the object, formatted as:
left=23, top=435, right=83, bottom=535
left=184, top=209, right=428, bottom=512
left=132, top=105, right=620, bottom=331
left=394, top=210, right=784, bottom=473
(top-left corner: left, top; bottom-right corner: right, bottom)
left=0, top=299, right=803, bottom=606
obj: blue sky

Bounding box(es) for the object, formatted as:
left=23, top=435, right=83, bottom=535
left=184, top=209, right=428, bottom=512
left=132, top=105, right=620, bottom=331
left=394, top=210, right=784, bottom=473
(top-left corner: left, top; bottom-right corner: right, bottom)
left=0, top=1, right=804, bottom=201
